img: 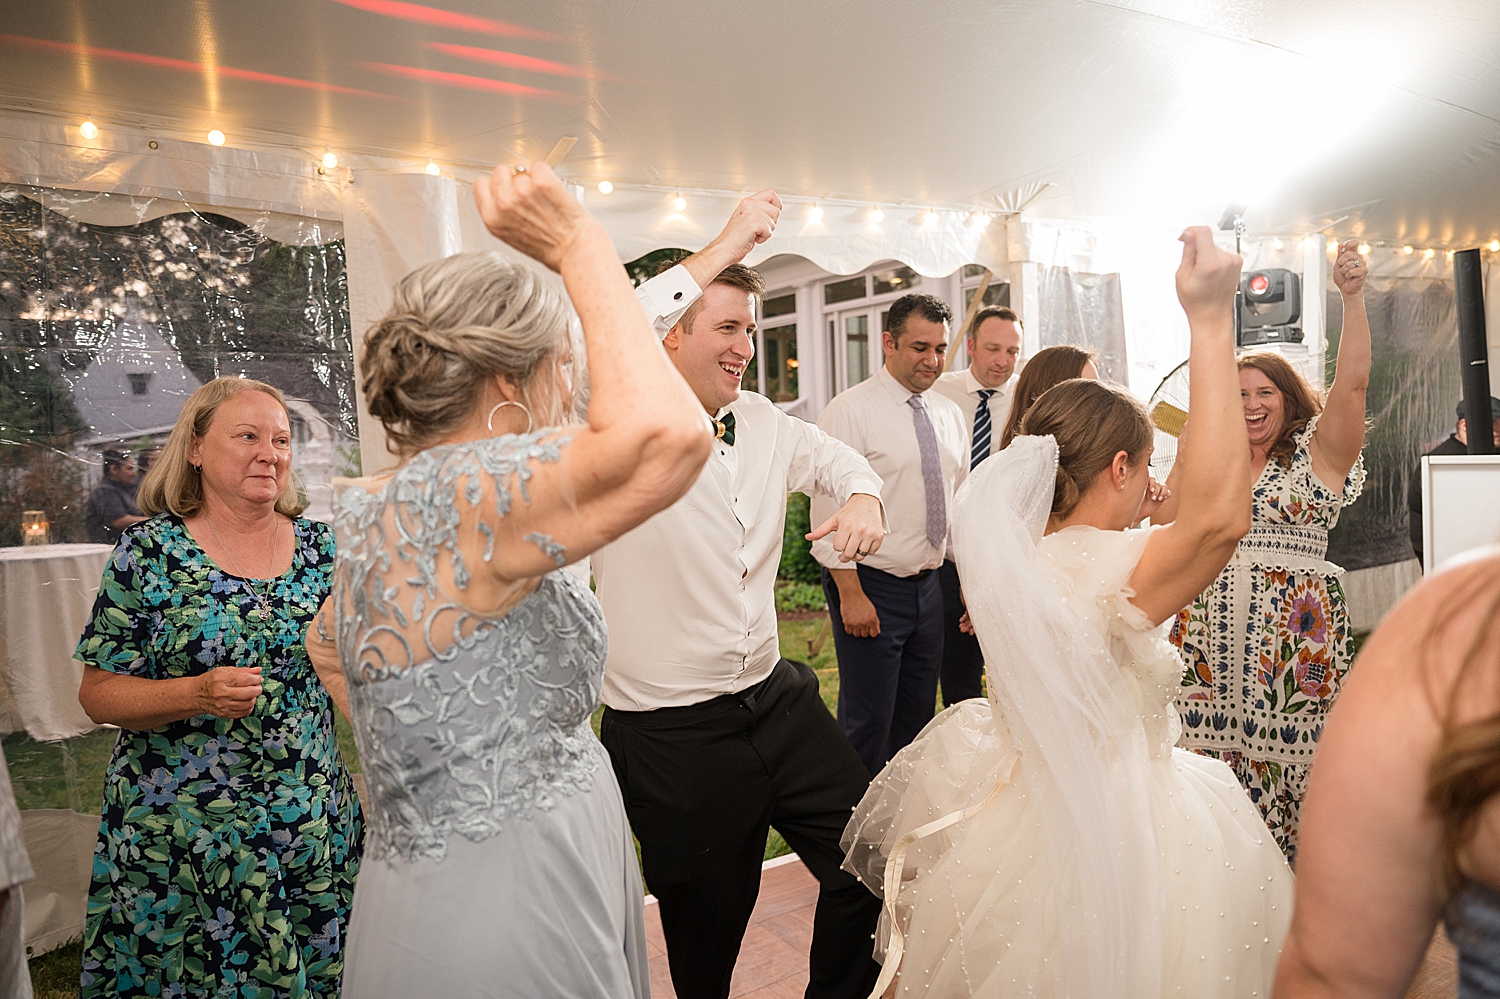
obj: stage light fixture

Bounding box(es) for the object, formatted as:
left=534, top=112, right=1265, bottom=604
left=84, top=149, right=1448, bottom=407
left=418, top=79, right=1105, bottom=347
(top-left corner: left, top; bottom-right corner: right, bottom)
left=79, top=120, right=98, bottom=139
left=672, top=193, right=686, bottom=212
left=207, top=129, right=226, bottom=146
left=322, top=150, right=339, bottom=169
left=597, top=180, right=613, bottom=194
left=426, top=161, right=441, bottom=176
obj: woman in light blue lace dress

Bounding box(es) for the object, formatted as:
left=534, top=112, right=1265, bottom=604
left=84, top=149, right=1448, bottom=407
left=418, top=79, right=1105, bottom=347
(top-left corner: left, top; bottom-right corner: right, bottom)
left=306, top=161, right=713, bottom=998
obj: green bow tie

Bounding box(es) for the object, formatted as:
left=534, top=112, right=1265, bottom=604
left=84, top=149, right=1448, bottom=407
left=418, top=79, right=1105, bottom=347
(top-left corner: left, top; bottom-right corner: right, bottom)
left=713, top=410, right=736, bottom=446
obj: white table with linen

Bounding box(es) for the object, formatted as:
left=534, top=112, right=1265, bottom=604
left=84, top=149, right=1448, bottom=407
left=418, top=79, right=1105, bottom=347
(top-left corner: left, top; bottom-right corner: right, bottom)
left=0, top=542, right=113, bottom=954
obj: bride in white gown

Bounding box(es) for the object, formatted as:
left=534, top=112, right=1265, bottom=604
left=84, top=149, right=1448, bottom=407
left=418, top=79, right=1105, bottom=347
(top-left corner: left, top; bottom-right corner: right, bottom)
left=842, top=227, right=1294, bottom=999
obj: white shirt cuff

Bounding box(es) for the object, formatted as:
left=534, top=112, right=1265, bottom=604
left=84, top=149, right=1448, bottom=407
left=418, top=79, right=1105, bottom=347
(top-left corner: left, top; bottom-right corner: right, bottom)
left=634, top=264, right=702, bottom=339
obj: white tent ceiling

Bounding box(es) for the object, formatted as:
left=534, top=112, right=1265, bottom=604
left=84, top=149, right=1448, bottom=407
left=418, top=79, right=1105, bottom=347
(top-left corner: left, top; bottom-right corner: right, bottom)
left=1, top=0, right=1499, bottom=249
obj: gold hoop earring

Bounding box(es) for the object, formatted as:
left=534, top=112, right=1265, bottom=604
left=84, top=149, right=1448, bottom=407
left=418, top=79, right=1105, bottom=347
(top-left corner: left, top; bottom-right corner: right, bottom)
left=487, top=400, right=534, bottom=435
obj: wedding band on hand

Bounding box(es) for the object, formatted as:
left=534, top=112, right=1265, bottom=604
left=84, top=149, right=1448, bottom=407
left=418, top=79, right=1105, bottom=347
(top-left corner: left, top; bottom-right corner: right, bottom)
left=513, top=164, right=528, bottom=175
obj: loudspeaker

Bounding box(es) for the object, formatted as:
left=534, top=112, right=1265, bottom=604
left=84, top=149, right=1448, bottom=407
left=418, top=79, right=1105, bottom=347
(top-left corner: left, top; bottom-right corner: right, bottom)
left=1238, top=268, right=1302, bottom=346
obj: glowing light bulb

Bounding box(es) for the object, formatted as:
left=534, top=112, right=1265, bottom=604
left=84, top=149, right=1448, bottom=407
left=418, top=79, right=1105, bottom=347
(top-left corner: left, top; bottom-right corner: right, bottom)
left=1272, top=237, right=1283, bottom=250
left=1403, top=245, right=1413, bottom=255
left=597, top=180, right=613, bottom=194
left=920, top=210, right=937, bottom=229
left=426, top=160, right=441, bottom=176
left=321, top=150, right=339, bottom=169
left=970, top=212, right=990, bottom=230
left=672, top=194, right=686, bottom=212
left=1489, top=239, right=1500, bottom=253
left=207, top=129, right=226, bottom=146
left=79, top=120, right=98, bottom=139
left=870, top=208, right=884, bottom=223
left=1357, top=242, right=1370, bottom=254
left=1424, top=247, right=1436, bottom=260
left=808, top=204, right=823, bottom=222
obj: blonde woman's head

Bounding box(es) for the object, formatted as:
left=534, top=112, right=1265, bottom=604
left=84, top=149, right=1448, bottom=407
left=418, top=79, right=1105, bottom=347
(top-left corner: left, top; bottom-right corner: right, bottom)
left=138, top=377, right=304, bottom=518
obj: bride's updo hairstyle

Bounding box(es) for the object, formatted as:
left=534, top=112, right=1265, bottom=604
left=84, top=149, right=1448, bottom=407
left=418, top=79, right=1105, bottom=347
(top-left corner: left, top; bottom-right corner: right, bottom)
left=362, top=251, right=572, bottom=456
left=1020, top=378, right=1153, bottom=519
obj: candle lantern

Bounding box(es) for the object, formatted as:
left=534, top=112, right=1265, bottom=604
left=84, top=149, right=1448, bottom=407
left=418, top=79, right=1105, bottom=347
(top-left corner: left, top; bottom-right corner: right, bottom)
left=21, top=510, right=49, bottom=547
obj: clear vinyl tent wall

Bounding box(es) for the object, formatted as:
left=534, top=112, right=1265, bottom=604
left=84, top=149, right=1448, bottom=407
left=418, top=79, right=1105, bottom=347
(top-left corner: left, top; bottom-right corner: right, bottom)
left=0, top=183, right=358, bottom=954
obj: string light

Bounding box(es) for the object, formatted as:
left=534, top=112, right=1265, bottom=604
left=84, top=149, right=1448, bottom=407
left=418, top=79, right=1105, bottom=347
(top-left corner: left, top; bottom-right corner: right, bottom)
left=1424, top=248, right=1436, bottom=260
left=969, top=212, right=990, bottom=230
left=672, top=193, right=686, bottom=212
left=1489, top=239, right=1500, bottom=252
left=808, top=204, right=823, bottom=222
left=426, top=160, right=441, bottom=176
left=920, top=209, right=937, bottom=229
left=79, top=120, right=98, bottom=139
left=1357, top=242, right=1370, bottom=254
left=597, top=180, right=613, bottom=194
left=1272, top=237, right=1283, bottom=250
left=321, top=149, right=339, bottom=169
left=869, top=208, right=884, bottom=223
left=207, top=129, right=226, bottom=146
left=1403, top=245, right=1413, bottom=254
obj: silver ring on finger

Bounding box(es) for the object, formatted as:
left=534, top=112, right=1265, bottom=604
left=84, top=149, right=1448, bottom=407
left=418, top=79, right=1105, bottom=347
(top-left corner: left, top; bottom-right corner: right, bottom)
left=513, top=164, right=528, bottom=175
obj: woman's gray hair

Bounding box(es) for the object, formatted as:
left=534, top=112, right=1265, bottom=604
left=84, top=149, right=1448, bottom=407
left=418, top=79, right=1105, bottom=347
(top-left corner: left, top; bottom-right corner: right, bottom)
left=362, top=251, right=574, bottom=456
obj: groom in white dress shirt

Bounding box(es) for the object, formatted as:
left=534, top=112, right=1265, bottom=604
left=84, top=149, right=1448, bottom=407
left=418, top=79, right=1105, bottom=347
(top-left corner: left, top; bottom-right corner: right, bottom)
left=593, top=193, right=886, bottom=999
left=930, top=306, right=1023, bottom=705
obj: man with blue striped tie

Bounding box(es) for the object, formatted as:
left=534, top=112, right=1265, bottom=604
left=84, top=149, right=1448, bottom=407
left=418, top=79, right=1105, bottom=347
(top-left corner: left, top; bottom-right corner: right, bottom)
left=932, top=305, right=1023, bottom=705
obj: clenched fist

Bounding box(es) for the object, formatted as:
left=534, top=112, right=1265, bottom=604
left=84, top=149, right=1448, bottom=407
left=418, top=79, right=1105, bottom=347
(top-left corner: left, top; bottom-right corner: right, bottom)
left=474, top=160, right=596, bottom=273
left=1175, top=225, right=1243, bottom=325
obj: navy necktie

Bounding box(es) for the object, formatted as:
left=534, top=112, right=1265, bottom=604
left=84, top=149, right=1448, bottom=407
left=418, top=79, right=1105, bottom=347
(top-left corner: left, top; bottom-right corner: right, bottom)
left=971, top=389, right=996, bottom=470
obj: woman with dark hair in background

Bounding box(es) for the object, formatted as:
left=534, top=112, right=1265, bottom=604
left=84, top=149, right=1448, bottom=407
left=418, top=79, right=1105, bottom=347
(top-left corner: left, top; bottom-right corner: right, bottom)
left=1272, top=546, right=1500, bottom=998
left=996, top=344, right=1098, bottom=450
left=1157, top=239, right=1371, bottom=864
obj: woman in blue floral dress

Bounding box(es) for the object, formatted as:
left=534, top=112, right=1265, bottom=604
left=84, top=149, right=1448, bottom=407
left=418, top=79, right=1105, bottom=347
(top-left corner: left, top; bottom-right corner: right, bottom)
left=75, top=377, right=361, bottom=999
left=1159, top=239, right=1372, bottom=864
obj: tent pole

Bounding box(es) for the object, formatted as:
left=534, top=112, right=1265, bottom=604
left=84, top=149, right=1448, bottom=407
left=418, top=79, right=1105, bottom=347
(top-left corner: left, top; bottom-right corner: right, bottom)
left=948, top=269, right=992, bottom=371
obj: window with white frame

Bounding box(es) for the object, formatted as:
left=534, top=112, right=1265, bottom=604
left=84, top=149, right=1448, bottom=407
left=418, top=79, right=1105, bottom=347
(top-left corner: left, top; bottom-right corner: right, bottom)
left=821, top=263, right=924, bottom=395
left=748, top=289, right=799, bottom=402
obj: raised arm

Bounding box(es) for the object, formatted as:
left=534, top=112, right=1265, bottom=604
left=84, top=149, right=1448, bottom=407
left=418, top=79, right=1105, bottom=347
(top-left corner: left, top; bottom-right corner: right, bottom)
left=1309, top=239, right=1370, bottom=488
left=469, top=162, right=713, bottom=580
left=1128, top=227, right=1252, bottom=625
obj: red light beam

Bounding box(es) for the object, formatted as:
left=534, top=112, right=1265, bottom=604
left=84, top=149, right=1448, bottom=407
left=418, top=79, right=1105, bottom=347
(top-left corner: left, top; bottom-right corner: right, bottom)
left=328, top=0, right=561, bottom=42
left=0, top=34, right=395, bottom=99
left=360, top=62, right=585, bottom=103
left=424, top=42, right=618, bottom=81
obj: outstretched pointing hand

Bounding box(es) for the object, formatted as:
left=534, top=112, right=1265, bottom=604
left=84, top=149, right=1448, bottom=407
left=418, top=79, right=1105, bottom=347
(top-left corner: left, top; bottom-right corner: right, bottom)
left=1175, top=226, right=1242, bottom=325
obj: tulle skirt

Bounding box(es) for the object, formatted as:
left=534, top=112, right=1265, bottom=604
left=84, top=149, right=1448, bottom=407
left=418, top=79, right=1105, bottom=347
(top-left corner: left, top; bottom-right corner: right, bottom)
left=842, top=700, right=1294, bottom=998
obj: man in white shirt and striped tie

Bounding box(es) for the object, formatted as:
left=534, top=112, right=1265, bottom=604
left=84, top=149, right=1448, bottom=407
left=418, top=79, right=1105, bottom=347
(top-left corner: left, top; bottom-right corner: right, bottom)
left=931, top=306, right=1023, bottom=704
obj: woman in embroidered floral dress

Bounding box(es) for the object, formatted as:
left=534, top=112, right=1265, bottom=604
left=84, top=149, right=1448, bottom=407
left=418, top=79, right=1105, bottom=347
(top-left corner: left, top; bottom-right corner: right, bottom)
left=75, top=377, right=362, bottom=999
left=1155, top=239, right=1371, bottom=863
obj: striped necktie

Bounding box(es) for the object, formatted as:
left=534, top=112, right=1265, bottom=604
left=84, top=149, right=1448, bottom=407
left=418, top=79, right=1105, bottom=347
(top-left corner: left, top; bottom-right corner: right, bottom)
left=970, top=389, right=996, bottom=470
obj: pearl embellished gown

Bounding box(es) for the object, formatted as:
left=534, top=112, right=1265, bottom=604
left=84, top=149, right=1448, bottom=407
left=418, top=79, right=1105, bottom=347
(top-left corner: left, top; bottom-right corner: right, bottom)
left=842, top=525, right=1294, bottom=998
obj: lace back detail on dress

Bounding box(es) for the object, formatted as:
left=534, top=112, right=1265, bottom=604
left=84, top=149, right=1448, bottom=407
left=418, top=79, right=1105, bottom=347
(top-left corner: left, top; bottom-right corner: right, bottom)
left=330, top=433, right=607, bottom=863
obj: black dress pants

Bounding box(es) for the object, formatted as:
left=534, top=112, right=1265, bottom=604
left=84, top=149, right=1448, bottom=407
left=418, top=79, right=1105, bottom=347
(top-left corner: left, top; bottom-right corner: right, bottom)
left=821, top=564, right=944, bottom=776
left=600, top=659, right=881, bottom=999
left=938, top=558, right=985, bottom=705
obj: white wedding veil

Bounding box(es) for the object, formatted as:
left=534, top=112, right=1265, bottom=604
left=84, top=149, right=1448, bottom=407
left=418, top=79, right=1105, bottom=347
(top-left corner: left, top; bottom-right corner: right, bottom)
left=843, top=435, right=1165, bottom=997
